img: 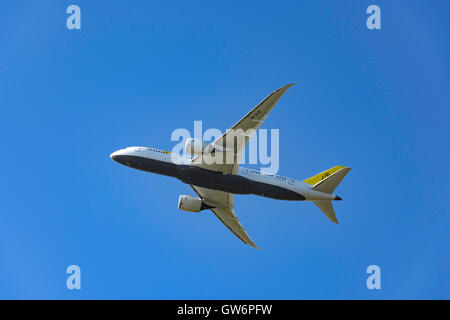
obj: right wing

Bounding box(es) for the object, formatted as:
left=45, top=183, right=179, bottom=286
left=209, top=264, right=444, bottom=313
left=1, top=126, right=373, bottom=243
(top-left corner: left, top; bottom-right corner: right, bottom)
left=191, top=83, right=295, bottom=175
left=190, top=185, right=259, bottom=249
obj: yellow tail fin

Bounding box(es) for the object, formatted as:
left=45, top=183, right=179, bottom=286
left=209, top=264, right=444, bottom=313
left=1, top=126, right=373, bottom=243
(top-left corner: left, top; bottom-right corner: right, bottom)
left=306, top=166, right=351, bottom=224
left=304, top=166, right=351, bottom=193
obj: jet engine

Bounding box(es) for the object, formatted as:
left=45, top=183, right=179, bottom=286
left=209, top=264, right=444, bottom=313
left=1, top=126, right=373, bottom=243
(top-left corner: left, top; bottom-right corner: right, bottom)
left=178, top=195, right=212, bottom=212
left=184, top=138, right=211, bottom=155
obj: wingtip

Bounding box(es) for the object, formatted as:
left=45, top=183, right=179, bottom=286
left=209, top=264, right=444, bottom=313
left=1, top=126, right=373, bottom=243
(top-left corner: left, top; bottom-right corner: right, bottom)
left=283, top=82, right=296, bottom=89
left=247, top=240, right=260, bottom=250
left=329, top=216, right=339, bottom=224
left=275, top=83, right=296, bottom=93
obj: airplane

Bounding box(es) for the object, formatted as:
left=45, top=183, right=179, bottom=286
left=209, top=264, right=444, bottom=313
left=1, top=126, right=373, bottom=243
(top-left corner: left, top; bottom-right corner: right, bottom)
left=110, top=83, right=350, bottom=249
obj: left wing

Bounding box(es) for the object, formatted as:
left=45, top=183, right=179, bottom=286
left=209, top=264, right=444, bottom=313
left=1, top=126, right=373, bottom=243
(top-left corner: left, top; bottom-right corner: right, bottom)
left=191, top=83, right=295, bottom=174
left=190, top=185, right=259, bottom=249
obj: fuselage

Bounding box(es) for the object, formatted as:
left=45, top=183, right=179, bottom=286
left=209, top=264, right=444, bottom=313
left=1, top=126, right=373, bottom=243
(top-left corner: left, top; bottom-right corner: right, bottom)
left=110, top=147, right=337, bottom=201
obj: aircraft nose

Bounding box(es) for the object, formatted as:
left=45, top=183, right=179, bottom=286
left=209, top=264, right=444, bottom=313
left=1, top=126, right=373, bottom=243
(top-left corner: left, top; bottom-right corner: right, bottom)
left=110, top=150, right=123, bottom=162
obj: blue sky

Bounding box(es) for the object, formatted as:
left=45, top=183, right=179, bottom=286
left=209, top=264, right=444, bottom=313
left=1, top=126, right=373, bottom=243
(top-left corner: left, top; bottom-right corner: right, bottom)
left=0, top=1, right=449, bottom=299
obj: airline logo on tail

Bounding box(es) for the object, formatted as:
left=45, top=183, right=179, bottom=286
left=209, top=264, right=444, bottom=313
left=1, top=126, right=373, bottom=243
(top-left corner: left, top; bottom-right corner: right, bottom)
left=304, top=166, right=351, bottom=224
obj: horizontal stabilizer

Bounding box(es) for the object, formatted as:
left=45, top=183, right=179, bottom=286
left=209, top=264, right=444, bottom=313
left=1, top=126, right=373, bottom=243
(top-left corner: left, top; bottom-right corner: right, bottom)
left=313, top=200, right=338, bottom=224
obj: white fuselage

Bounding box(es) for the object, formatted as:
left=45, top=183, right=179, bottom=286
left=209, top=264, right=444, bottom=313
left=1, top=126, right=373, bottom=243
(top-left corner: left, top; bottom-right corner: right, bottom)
left=110, top=146, right=336, bottom=201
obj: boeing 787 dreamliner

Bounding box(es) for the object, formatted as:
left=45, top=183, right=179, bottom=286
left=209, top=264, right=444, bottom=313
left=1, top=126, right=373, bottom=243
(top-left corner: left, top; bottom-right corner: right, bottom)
left=110, top=84, right=350, bottom=248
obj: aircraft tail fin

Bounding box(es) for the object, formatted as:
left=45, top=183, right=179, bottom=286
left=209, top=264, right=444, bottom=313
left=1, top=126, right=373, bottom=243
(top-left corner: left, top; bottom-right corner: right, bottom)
left=305, top=166, right=351, bottom=224
left=304, top=166, right=351, bottom=193
left=313, top=200, right=338, bottom=224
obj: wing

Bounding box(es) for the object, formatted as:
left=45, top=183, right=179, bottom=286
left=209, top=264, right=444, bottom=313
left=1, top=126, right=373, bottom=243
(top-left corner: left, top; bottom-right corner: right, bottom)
left=191, top=83, right=295, bottom=174
left=190, top=185, right=259, bottom=249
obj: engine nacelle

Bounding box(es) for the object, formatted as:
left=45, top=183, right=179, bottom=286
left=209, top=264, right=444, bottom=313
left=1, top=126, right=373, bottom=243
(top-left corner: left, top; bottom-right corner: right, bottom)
left=178, top=195, right=212, bottom=213
left=184, top=138, right=211, bottom=155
